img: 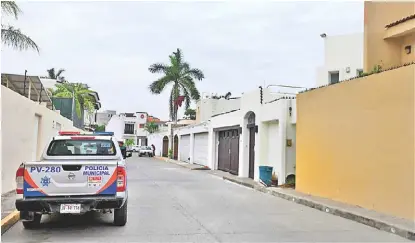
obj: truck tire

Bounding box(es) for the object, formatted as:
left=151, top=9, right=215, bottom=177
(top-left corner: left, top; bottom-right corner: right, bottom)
left=113, top=200, right=127, bottom=226
left=21, top=212, right=41, bottom=229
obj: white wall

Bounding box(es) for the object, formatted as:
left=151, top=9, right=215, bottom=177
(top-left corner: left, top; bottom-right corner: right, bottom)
left=196, top=98, right=241, bottom=123
left=208, top=88, right=296, bottom=183
left=147, top=130, right=169, bottom=157
left=1, top=86, right=79, bottom=193
left=96, top=110, right=114, bottom=126
left=316, top=33, right=363, bottom=87
left=106, top=115, right=124, bottom=141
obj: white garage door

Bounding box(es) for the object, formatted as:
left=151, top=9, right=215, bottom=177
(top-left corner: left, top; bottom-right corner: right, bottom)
left=180, top=135, right=190, bottom=162
left=193, top=132, right=209, bottom=166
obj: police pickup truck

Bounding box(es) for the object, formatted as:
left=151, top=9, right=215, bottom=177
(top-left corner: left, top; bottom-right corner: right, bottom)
left=15, top=131, right=131, bottom=229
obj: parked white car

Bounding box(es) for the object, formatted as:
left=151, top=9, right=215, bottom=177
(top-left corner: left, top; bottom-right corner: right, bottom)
left=138, top=146, right=154, bottom=157
left=131, top=145, right=141, bottom=152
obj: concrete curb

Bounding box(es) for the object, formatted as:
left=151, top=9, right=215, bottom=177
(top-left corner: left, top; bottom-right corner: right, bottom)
left=1, top=210, right=19, bottom=235
left=222, top=176, right=415, bottom=241
left=154, top=157, right=210, bottom=171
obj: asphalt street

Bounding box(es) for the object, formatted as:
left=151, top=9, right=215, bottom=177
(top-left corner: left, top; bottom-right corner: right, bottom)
left=2, top=157, right=408, bottom=242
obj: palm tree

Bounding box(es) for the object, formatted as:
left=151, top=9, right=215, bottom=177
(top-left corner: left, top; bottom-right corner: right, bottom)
left=1, top=1, right=39, bottom=52
left=52, top=82, right=95, bottom=118
left=144, top=121, right=159, bottom=134
left=47, top=68, right=66, bottom=82
left=148, top=48, right=204, bottom=122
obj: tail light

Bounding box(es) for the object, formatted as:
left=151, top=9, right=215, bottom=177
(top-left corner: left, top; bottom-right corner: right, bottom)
left=117, top=166, right=126, bottom=192
left=16, top=165, right=24, bottom=194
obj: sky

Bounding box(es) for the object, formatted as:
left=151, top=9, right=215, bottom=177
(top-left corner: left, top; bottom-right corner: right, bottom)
left=1, top=1, right=363, bottom=121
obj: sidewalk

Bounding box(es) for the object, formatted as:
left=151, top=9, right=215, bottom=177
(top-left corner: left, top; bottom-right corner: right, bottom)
left=1, top=191, right=19, bottom=235
left=212, top=170, right=415, bottom=241
left=155, top=157, right=210, bottom=171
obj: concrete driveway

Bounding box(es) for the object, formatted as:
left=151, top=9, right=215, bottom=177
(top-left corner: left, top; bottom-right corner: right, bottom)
left=2, top=157, right=408, bottom=242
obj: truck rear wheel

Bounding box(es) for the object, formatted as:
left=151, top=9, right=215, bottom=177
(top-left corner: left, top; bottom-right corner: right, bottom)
left=21, top=212, right=41, bottom=229
left=113, top=200, right=127, bottom=226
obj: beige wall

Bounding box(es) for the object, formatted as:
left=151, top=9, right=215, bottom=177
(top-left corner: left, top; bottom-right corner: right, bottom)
left=1, top=86, right=79, bottom=194
left=296, top=65, right=415, bottom=220
left=401, top=33, right=415, bottom=64
left=364, top=1, right=415, bottom=71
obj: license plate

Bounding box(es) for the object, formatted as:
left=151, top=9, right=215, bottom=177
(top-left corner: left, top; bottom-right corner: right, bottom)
left=60, top=204, right=81, bottom=214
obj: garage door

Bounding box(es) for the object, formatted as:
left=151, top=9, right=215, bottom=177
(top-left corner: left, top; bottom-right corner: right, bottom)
left=217, top=129, right=240, bottom=175
left=179, top=135, right=190, bottom=162
left=193, top=133, right=208, bottom=166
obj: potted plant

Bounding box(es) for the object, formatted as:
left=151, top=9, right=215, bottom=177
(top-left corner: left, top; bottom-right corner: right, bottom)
left=168, top=149, right=173, bottom=159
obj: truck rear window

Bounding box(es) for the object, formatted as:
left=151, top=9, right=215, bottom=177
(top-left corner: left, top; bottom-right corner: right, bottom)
left=47, top=139, right=116, bottom=156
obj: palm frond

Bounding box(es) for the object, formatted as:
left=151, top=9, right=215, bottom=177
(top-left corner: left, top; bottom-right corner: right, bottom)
left=173, top=48, right=183, bottom=65
left=182, top=76, right=200, bottom=100
left=148, top=63, right=168, bottom=73
left=181, top=84, right=191, bottom=110
left=149, top=76, right=172, bottom=94
left=1, top=26, right=39, bottom=52
left=1, top=1, right=21, bottom=19
left=186, top=68, right=204, bottom=80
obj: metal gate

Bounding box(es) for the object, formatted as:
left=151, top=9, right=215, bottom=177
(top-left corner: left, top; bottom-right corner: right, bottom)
left=194, top=133, right=209, bottom=166
left=179, top=135, right=190, bottom=162
left=217, top=129, right=239, bottom=175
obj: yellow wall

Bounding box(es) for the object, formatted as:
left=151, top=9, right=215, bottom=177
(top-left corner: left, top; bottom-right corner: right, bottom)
left=401, top=33, right=415, bottom=64
left=296, top=65, right=415, bottom=220
left=364, top=2, right=415, bottom=71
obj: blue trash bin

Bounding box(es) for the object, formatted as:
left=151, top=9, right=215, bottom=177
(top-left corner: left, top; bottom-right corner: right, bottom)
left=259, top=166, right=273, bottom=187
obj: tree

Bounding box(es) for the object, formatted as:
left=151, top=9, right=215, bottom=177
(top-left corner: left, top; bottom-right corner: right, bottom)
left=51, top=82, right=96, bottom=118
left=184, top=108, right=196, bottom=120
left=95, top=125, right=105, bottom=132
left=1, top=1, right=39, bottom=52
left=143, top=121, right=159, bottom=134
left=148, top=48, right=205, bottom=122
left=125, top=139, right=135, bottom=147
left=46, top=68, right=66, bottom=82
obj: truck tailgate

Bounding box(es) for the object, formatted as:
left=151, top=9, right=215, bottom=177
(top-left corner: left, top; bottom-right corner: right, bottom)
left=23, top=161, right=118, bottom=197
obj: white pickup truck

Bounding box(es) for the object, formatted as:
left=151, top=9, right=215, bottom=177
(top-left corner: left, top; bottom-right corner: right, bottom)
left=15, top=131, right=131, bottom=229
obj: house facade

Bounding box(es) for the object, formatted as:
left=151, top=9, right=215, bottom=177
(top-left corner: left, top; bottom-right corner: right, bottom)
left=106, top=112, right=166, bottom=145
left=364, top=2, right=415, bottom=71
left=316, top=33, right=363, bottom=87
left=296, top=1, right=415, bottom=220
left=106, top=112, right=148, bottom=144
left=148, top=86, right=301, bottom=185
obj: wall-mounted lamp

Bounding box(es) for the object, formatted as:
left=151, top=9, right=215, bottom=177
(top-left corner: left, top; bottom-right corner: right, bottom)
left=405, top=45, right=412, bottom=54
left=289, top=107, right=292, bottom=116
left=320, top=33, right=327, bottom=38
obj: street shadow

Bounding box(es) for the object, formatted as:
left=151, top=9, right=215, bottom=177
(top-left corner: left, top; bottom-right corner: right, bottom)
left=29, top=211, right=114, bottom=230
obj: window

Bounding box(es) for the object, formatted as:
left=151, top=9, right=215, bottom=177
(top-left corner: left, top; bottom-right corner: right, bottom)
left=124, top=123, right=135, bottom=134
left=356, top=69, right=363, bottom=76
left=47, top=139, right=116, bottom=156
left=329, top=71, right=340, bottom=84
left=139, top=124, right=144, bottom=128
